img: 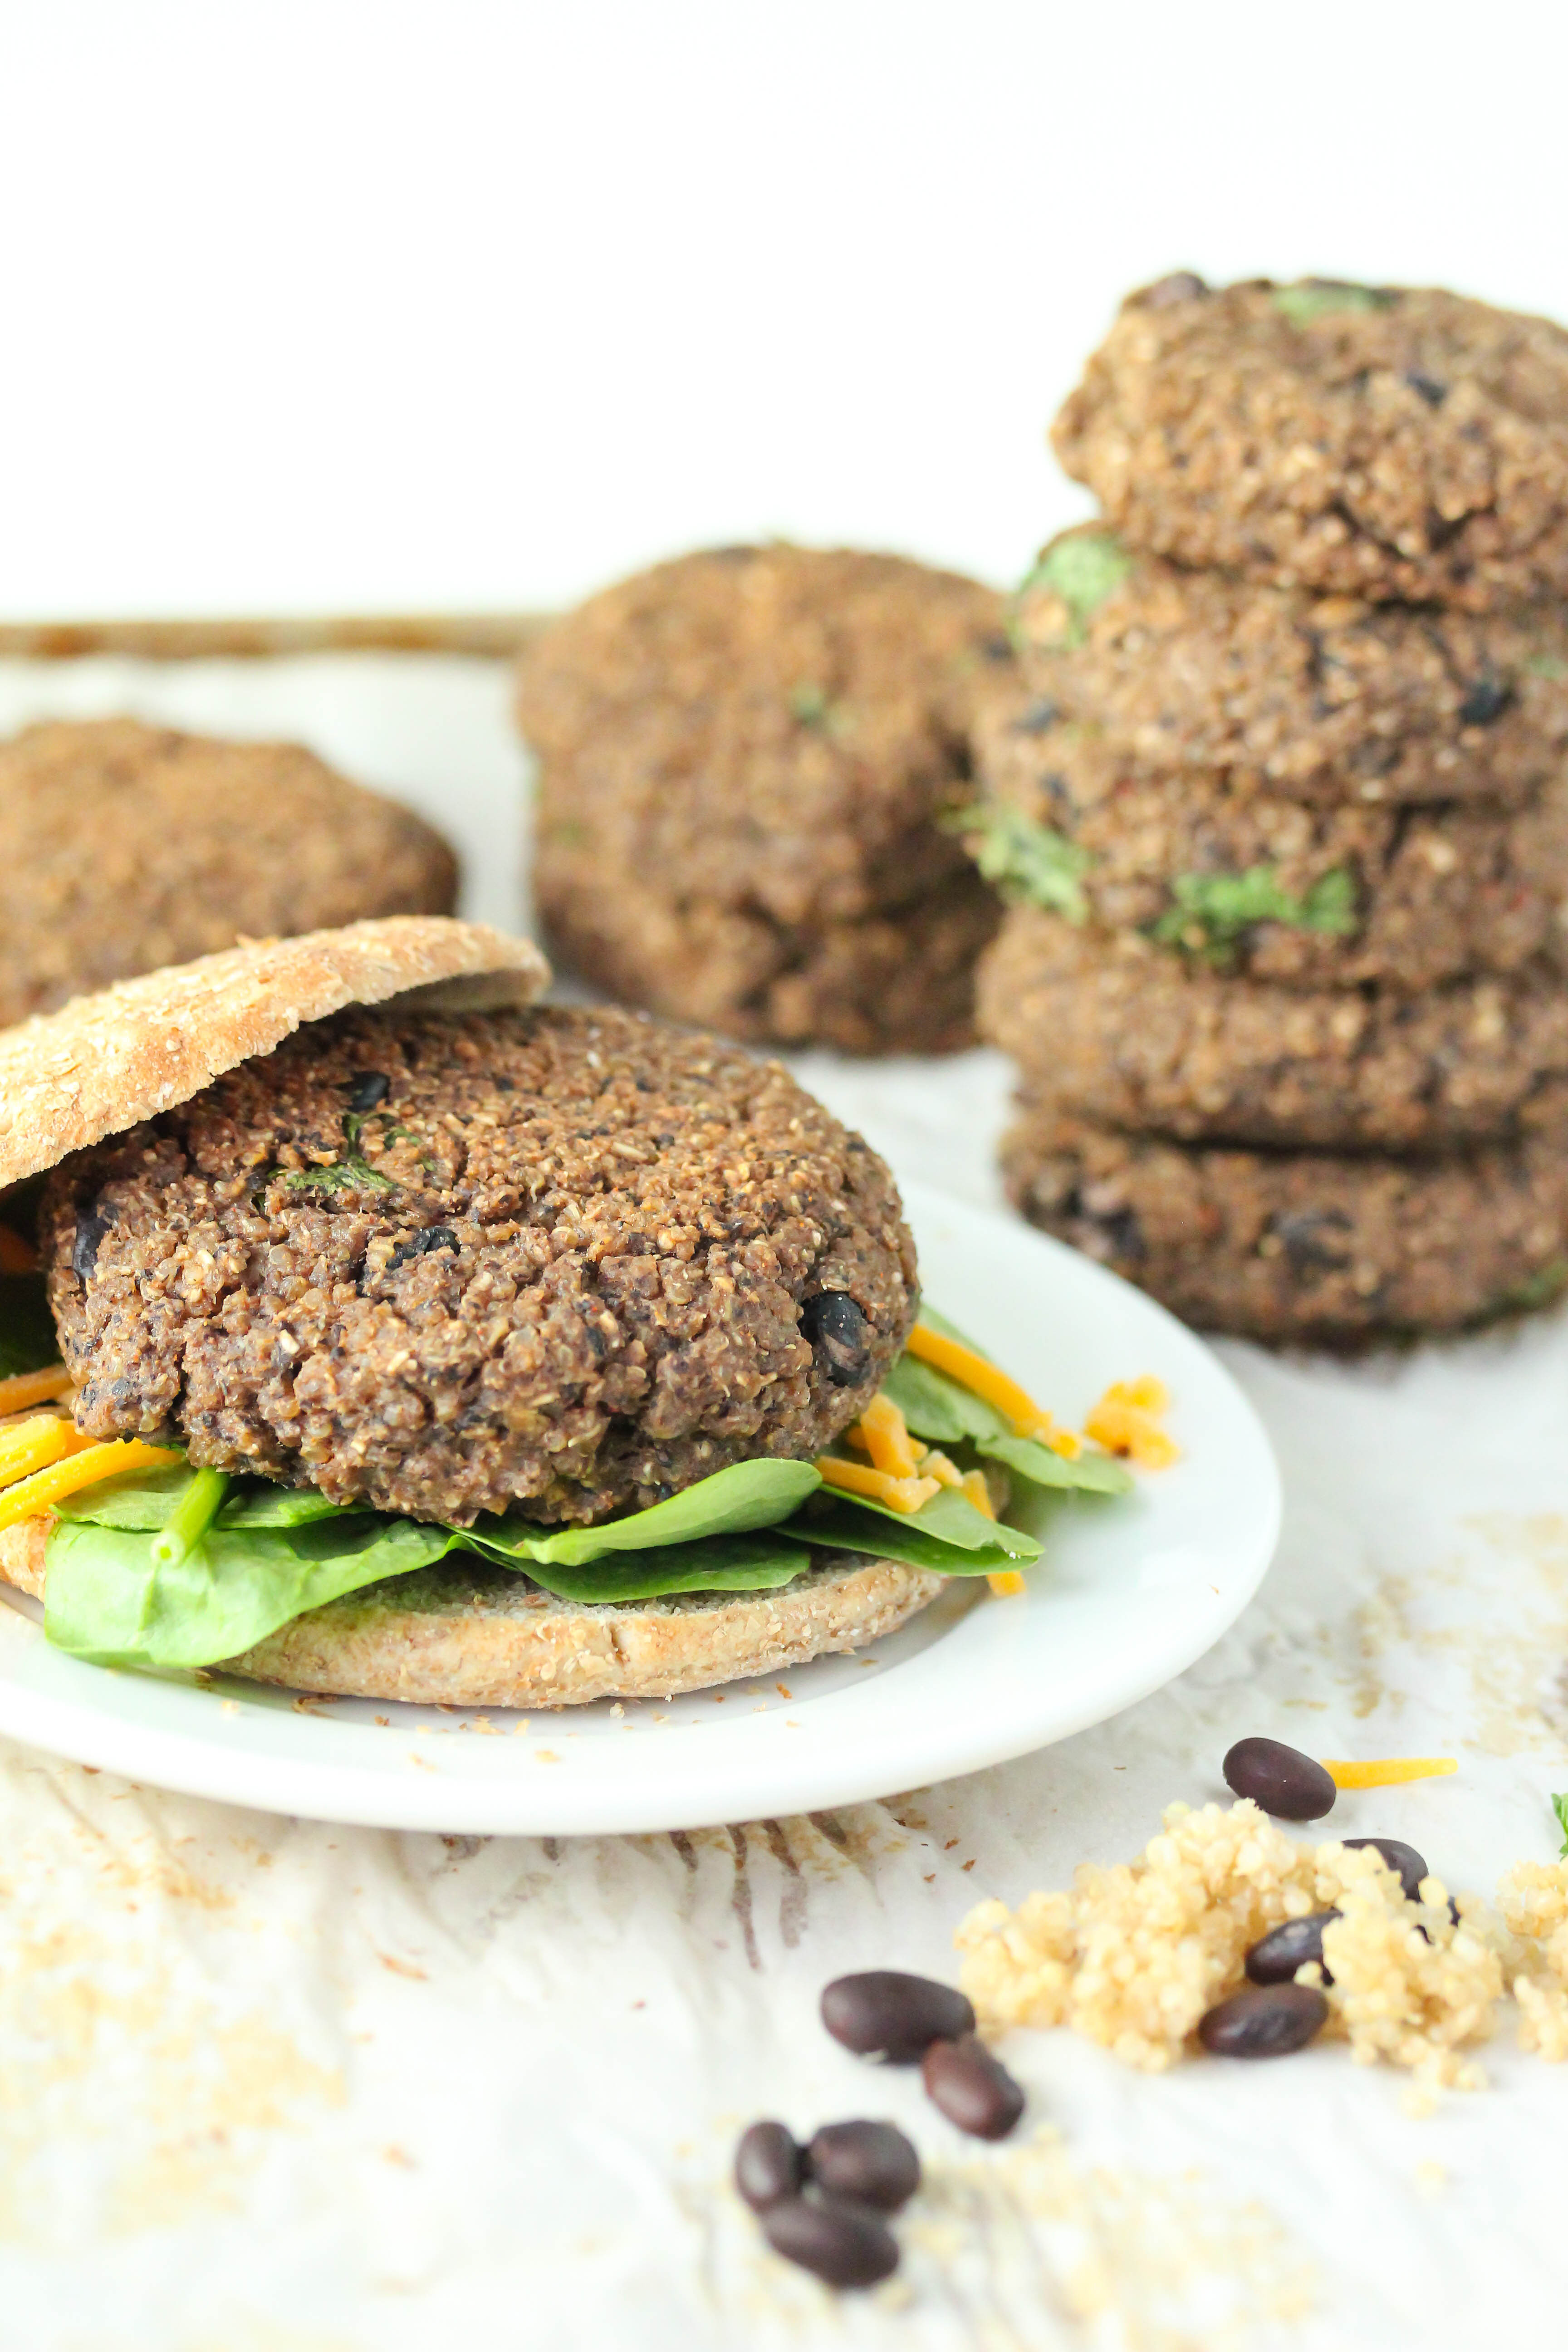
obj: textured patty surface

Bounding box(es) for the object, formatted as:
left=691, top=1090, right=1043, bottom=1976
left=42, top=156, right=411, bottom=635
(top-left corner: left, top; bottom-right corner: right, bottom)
left=1052, top=276, right=1568, bottom=610
left=537, top=808, right=999, bottom=1055
left=41, top=1005, right=917, bottom=1524
left=1012, top=526, right=1568, bottom=804
left=975, top=703, right=1568, bottom=993
left=1003, top=1095, right=1568, bottom=1344
left=516, top=544, right=1013, bottom=1053
left=978, top=907, right=1568, bottom=1151
left=0, top=718, right=457, bottom=1025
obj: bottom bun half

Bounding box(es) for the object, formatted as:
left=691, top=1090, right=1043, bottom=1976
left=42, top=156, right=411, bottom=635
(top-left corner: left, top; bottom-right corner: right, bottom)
left=0, top=1519, right=945, bottom=1707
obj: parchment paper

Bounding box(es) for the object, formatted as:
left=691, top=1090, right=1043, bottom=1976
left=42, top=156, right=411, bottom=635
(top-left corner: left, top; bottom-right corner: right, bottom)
left=0, top=655, right=1562, bottom=2351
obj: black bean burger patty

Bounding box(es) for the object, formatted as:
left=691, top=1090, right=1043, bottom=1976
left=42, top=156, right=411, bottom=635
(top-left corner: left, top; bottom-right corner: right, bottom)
left=40, top=1005, right=917, bottom=1526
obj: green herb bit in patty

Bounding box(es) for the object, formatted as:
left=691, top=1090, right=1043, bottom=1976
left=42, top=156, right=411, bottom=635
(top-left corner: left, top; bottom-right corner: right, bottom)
left=1013, top=532, right=1132, bottom=649
left=947, top=804, right=1091, bottom=923
left=1150, top=866, right=1359, bottom=964
left=788, top=682, right=854, bottom=739
left=1271, top=281, right=1396, bottom=326
left=278, top=1076, right=427, bottom=1196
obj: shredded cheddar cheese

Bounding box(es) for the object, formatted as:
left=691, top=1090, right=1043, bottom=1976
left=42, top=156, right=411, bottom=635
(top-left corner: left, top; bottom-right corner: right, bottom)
left=1321, top=1758, right=1458, bottom=1789
left=0, top=1415, right=93, bottom=1487
left=0, top=1439, right=181, bottom=1529
left=853, top=1392, right=924, bottom=1480
left=905, top=1323, right=1079, bottom=1455
left=919, top=1449, right=964, bottom=1490
left=0, top=1366, right=73, bottom=1416
left=1083, top=1377, right=1180, bottom=1469
left=0, top=1225, right=38, bottom=1275
left=959, top=1472, right=1024, bottom=1596
left=961, top=1468, right=996, bottom=1520
left=815, top=1455, right=941, bottom=1514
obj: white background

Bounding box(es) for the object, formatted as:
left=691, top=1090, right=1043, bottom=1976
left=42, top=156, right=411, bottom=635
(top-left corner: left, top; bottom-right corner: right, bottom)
left=5, top=0, right=1568, bottom=619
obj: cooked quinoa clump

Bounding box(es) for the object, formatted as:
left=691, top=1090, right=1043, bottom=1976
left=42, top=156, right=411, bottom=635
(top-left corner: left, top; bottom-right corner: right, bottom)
left=955, top=1799, right=1540, bottom=2098
left=40, top=1003, right=916, bottom=1526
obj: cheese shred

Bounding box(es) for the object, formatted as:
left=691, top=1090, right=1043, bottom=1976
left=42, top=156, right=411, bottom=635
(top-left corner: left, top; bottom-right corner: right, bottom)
left=0, top=1440, right=182, bottom=1529
left=905, top=1323, right=1078, bottom=1455
left=0, top=1366, right=74, bottom=1416
left=0, top=1415, right=93, bottom=1488
left=851, top=1392, right=924, bottom=1480
left=1321, top=1758, right=1459, bottom=1789
left=1083, top=1377, right=1181, bottom=1469
left=814, top=1455, right=941, bottom=1514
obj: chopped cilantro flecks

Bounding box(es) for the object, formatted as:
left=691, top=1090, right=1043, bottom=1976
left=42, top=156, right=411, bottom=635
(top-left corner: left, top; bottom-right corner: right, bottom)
left=1271, top=281, right=1395, bottom=326
left=276, top=1091, right=426, bottom=1199
left=1491, top=1259, right=1568, bottom=1319
left=1524, top=652, right=1568, bottom=681
left=948, top=803, right=1091, bottom=922
left=1553, top=1793, right=1568, bottom=1858
left=282, top=1157, right=395, bottom=1196
left=1014, top=532, right=1132, bottom=649
left=789, top=682, right=854, bottom=739
left=1150, top=865, right=1359, bottom=963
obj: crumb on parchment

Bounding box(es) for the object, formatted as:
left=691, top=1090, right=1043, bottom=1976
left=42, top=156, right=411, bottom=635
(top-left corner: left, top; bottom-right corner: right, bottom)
left=1500, top=1859, right=1568, bottom=2059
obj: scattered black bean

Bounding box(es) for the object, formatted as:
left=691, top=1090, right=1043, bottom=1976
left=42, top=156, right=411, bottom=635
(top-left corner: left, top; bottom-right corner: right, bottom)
left=1341, top=1837, right=1428, bottom=1901
left=735, top=2120, right=802, bottom=2213
left=1457, top=675, right=1513, bottom=727
left=821, top=1970, right=975, bottom=2063
left=1222, top=1736, right=1337, bottom=1822
left=1141, top=270, right=1209, bottom=309
left=806, top=2120, right=920, bottom=2214
left=345, top=1070, right=391, bottom=1113
left=1405, top=370, right=1449, bottom=407
left=800, top=1293, right=872, bottom=1388
left=1268, top=1207, right=1353, bottom=1273
left=1245, top=1911, right=1340, bottom=1987
left=761, top=2194, right=899, bottom=2289
left=921, top=2035, right=1025, bottom=2139
left=1198, top=1982, right=1329, bottom=2058
left=387, top=1225, right=459, bottom=1273
left=71, top=1209, right=113, bottom=1282
left=980, top=632, right=1015, bottom=664
left=1009, top=698, right=1060, bottom=736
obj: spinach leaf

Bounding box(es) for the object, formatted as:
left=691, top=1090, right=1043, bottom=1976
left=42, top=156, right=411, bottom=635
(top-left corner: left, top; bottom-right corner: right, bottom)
left=880, top=1350, right=1008, bottom=1444
left=915, top=1301, right=988, bottom=1352
left=980, top=1433, right=1132, bottom=1496
left=0, top=1273, right=63, bottom=1378
left=56, top=1464, right=346, bottom=1530
left=44, top=1512, right=460, bottom=1670
left=799, top=1502, right=1036, bottom=1579
left=804, top=1481, right=1040, bottom=1562
left=467, top=1457, right=822, bottom=1566
left=519, top=1534, right=813, bottom=1606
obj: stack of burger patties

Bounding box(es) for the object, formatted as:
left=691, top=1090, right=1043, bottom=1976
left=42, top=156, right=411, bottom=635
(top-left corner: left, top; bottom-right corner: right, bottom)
left=968, top=272, right=1568, bottom=1343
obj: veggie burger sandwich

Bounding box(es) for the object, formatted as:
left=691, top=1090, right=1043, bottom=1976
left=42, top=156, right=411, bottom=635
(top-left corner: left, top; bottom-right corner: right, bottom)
left=0, top=915, right=1130, bottom=1707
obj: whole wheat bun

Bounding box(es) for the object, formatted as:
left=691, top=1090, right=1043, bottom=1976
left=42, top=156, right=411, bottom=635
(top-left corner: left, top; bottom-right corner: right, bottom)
left=0, top=916, right=946, bottom=1704
left=0, top=914, right=551, bottom=1192
left=0, top=1518, right=942, bottom=1707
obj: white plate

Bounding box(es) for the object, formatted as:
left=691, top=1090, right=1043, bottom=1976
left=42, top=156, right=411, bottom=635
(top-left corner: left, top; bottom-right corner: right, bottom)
left=0, top=1181, right=1280, bottom=1833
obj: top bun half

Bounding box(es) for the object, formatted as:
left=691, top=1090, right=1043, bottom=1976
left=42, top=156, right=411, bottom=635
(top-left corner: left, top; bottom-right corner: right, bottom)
left=0, top=916, right=551, bottom=1192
